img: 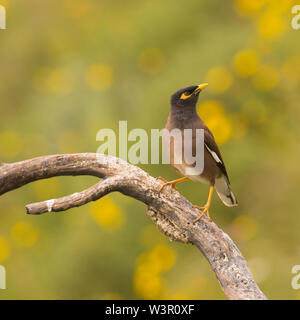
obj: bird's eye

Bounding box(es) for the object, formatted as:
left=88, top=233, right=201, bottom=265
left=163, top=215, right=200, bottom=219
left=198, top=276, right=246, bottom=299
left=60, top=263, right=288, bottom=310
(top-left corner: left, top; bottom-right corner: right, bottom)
left=180, top=91, right=192, bottom=100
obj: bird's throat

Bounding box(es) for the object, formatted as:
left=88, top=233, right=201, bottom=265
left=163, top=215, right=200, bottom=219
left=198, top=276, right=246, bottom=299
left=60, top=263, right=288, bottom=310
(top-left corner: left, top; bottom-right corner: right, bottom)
left=169, top=104, right=199, bottom=128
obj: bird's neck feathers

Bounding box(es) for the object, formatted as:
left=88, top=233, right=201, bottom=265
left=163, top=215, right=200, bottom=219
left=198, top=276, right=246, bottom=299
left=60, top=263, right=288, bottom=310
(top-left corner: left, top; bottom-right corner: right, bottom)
left=168, top=104, right=201, bottom=128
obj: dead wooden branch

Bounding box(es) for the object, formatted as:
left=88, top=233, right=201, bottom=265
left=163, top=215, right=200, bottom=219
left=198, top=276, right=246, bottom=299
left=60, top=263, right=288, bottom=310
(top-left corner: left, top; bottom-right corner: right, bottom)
left=0, top=153, right=267, bottom=300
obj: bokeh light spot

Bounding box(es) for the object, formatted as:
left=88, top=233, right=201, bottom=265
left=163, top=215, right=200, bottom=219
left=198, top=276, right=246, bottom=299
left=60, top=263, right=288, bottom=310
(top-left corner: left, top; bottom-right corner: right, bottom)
left=205, top=66, right=233, bottom=94
left=0, top=236, right=10, bottom=262
left=233, top=49, right=260, bottom=77
left=85, top=64, right=113, bottom=91
left=90, top=197, right=124, bottom=231
left=11, top=221, right=39, bottom=248
left=48, top=69, right=76, bottom=94
left=256, top=10, right=285, bottom=40
left=134, top=244, right=176, bottom=299
left=33, top=68, right=76, bottom=95
left=197, top=101, right=233, bottom=145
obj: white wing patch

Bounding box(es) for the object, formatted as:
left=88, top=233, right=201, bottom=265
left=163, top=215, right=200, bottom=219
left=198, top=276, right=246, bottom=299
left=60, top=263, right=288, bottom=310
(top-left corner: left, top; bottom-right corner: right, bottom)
left=205, top=143, right=222, bottom=164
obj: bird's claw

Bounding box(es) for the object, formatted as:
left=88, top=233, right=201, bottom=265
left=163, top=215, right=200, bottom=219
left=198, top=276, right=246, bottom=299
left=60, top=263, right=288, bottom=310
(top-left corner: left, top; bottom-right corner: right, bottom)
left=157, top=176, right=168, bottom=183
left=157, top=177, right=179, bottom=193
left=193, top=205, right=211, bottom=222
left=159, top=181, right=178, bottom=192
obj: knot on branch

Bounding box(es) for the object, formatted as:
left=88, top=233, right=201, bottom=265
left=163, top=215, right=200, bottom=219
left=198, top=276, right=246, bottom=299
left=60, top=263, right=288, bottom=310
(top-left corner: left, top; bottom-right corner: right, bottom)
left=146, top=206, right=190, bottom=244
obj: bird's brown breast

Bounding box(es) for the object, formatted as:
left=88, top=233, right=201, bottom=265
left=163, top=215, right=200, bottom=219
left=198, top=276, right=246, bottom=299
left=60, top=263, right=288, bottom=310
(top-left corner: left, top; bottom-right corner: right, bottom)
left=163, top=122, right=223, bottom=185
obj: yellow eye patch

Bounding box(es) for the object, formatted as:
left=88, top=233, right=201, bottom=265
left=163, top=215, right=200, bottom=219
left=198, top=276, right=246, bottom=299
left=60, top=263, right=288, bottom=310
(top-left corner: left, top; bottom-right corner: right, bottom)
left=179, top=84, right=208, bottom=100
left=180, top=92, right=192, bottom=100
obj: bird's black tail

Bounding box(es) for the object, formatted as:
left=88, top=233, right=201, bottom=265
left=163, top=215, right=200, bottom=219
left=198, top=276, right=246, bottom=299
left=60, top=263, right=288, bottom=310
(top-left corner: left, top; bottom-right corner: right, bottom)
left=215, top=176, right=238, bottom=207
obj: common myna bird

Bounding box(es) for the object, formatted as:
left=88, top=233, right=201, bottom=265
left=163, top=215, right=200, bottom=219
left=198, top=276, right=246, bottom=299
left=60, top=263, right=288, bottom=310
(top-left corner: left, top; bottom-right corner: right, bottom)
left=160, top=84, right=238, bottom=221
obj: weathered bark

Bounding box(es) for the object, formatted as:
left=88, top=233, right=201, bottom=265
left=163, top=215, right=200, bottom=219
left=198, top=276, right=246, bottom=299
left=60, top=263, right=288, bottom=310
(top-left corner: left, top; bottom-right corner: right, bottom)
left=0, top=153, right=267, bottom=300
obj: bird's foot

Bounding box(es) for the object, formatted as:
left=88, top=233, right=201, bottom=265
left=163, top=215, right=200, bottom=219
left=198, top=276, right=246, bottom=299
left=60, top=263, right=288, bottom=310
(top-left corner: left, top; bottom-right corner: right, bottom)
left=194, top=205, right=205, bottom=211
left=193, top=204, right=211, bottom=222
left=157, top=176, right=168, bottom=183
left=157, top=177, right=188, bottom=193
left=157, top=177, right=178, bottom=192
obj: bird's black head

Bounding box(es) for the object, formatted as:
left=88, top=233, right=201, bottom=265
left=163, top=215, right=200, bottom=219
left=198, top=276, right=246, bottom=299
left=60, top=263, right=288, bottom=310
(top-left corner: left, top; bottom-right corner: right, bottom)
left=170, top=84, right=208, bottom=108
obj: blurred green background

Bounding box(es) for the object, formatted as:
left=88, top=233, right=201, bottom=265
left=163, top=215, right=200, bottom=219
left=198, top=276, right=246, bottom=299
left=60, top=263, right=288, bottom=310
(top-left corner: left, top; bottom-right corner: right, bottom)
left=0, top=0, right=300, bottom=300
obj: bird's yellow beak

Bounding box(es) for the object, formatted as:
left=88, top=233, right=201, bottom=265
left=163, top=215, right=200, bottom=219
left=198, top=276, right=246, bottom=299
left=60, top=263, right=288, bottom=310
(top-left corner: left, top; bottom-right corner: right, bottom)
left=194, top=83, right=208, bottom=94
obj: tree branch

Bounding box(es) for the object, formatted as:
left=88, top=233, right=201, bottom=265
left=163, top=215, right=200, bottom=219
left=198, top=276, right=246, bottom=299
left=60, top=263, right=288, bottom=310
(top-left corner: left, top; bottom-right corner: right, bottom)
left=0, top=153, right=267, bottom=300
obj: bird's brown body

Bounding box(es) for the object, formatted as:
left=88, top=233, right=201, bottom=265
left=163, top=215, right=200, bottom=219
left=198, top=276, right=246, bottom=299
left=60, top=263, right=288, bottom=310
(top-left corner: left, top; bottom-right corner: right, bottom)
left=165, top=110, right=223, bottom=185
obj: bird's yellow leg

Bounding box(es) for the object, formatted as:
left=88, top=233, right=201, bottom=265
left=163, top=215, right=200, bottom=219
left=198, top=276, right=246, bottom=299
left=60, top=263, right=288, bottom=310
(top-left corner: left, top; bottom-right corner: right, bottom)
left=194, top=186, right=214, bottom=222
left=158, top=177, right=188, bottom=192
left=157, top=176, right=168, bottom=183
left=194, top=205, right=205, bottom=210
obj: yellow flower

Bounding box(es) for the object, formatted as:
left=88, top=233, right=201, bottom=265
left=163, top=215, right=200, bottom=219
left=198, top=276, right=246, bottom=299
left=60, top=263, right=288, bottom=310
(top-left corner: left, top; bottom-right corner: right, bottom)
left=0, top=130, right=24, bottom=159
left=231, top=215, right=258, bottom=241
left=90, top=197, right=124, bottom=231
left=11, top=222, right=39, bottom=248
left=0, top=0, right=9, bottom=7
left=233, top=49, right=260, bottom=77
left=205, top=66, right=233, bottom=94
left=85, top=64, right=113, bottom=91
left=197, top=101, right=233, bottom=145
left=0, top=236, right=10, bottom=262
left=134, top=244, right=176, bottom=299
left=148, top=244, right=176, bottom=272
left=268, top=0, right=293, bottom=14
left=256, top=9, right=285, bottom=40
left=134, top=270, right=163, bottom=299
left=48, top=69, right=76, bottom=94
left=252, top=65, right=279, bottom=91
left=138, top=48, right=165, bottom=75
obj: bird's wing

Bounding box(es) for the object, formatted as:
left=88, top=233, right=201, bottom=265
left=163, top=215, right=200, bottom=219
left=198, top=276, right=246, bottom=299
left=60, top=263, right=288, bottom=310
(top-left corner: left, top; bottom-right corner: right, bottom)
left=204, top=127, right=230, bottom=184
